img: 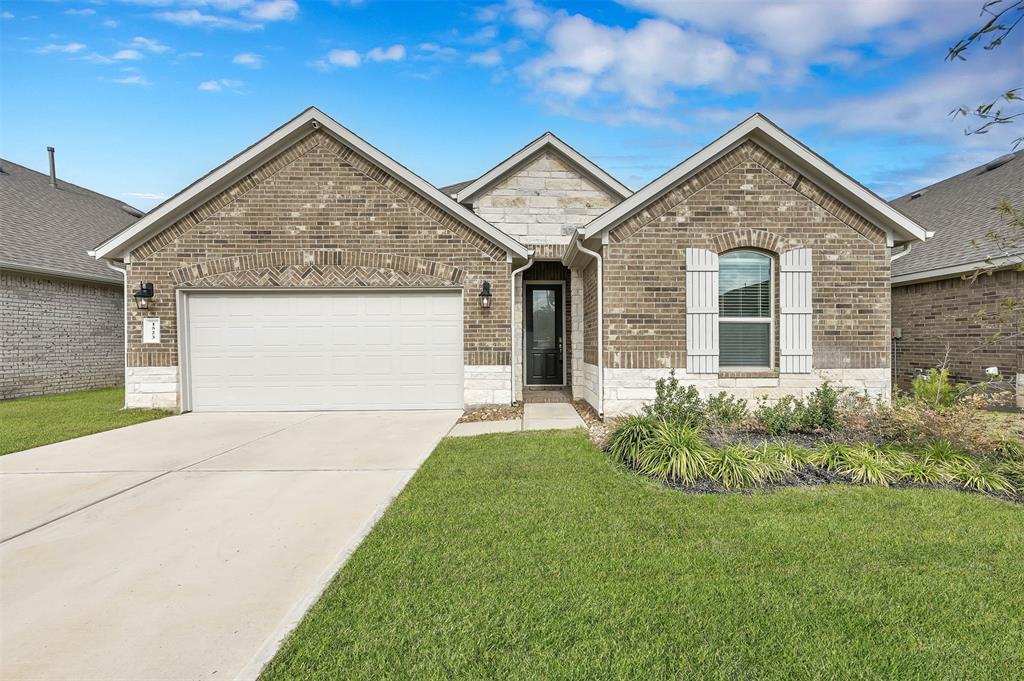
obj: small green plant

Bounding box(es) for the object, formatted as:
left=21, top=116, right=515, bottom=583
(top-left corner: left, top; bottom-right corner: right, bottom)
left=835, top=444, right=900, bottom=486
left=807, top=442, right=847, bottom=469
left=765, top=442, right=812, bottom=469
left=997, top=460, right=1024, bottom=489
left=894, top=456, right=950, bottom=485
left=750, top=443, right=799, bottom=482
left=642, top=370, right=706, bottom=426
left=920, top=439, right=973, bottom=467
left=636, top=420, right=711, bottom=483
left=911, top=368, right=961, bottom=409
left=800, top=383, right=841, bottom=432
left=705, top=445, right=765, bottom=489
left=608, top=414, right=656, bottom=465
left=947, top=462, right=1016, bottom=494
left=753, top=395, right=804, bottom=435
left=994, top=438, right=1024, bottom=461
left=705, top=391, right=748, bottom=425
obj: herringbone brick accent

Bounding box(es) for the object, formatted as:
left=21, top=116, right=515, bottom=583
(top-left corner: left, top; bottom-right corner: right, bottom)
left=188, top=265, right=457, bottom=289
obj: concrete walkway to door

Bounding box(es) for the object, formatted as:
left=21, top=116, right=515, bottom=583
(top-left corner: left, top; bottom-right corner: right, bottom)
left=0, top=409, right=460, bottom=681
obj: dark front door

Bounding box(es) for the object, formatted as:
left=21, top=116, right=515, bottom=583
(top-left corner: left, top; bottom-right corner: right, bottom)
left=525, top=284, right=563, bottom=385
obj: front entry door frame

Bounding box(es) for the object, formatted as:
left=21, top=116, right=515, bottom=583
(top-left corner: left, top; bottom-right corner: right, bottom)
left=524, top=281, right=566, bottom=387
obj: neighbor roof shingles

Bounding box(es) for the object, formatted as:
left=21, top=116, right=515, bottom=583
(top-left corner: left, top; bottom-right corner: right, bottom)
left=0, top=159, right=141, bottom=284
left=889, top=151, right=1024, bottom=278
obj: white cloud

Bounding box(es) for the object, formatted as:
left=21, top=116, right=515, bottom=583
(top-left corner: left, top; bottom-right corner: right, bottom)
left=64, top=8, right=96, bottom=17
left=469, top=48, right=502, bottom=67
left=131, top=36, right=170, bottom=53
left=524, top=15, right=770, bottom=107
left=507, top=0, right=549, bottom=30
left=198, top=78, right=245, bottom=92
left=154, top=9, right=260, bottom=31
left=113, top=49, right=144, bottom=60
left=328, top=48, right=360, bottom=67
left=103, top=19, right=119, bottom=28
left=465, top=25, right=498, bottom=45
left=1, top=11, right=14, bottom=20
left=417, top=43, right=457, bottom=60
left=112, top=74, right=151, bottom=86
left=35, top=42, right=88, bottom=54
left=242, top=0, right=298, bottom=22
left=181, top=51, right=204, bottom=58
left=233, top=52, right=263, bottom=67
left=367, top=44, right=405, bottom=62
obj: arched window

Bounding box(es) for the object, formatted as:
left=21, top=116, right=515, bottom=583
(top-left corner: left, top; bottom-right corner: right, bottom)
left=718, top=251, right=772, bottom=369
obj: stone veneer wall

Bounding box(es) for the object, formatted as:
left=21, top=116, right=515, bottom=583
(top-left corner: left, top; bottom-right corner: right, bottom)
left=892, top=268, right=1022, bottom=405
left=123, top=128, right=511, bottom=410
left=1, top=270, right=123, bottom=399
left=470, top=149, right=620, bottom=248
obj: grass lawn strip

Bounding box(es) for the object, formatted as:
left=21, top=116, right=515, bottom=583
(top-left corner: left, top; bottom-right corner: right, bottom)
left=0, top=387, right=171, bottom=455
left=263, top=430, right=1024, bottom=680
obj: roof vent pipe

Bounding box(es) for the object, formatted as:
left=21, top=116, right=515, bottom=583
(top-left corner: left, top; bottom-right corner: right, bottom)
left=47, top=146, right=58, bottom=188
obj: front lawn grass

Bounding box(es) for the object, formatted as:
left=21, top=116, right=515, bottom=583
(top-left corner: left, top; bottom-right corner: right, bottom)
left=0, top=387, right=170, bottom=455
left=263, top=430, right=1024, bottom=680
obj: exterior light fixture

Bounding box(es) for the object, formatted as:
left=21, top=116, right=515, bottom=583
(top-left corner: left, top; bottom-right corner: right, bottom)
left=479, top=281, right=492, bottom=308
left=133, top=282, right=155, bottom=309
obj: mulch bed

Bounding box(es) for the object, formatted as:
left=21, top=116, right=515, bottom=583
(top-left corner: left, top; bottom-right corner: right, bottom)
left=458, top=403, right=523, bottom=423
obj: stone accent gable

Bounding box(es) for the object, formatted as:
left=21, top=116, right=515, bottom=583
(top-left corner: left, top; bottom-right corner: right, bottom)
left=602, top=155, right=891, bottom=372
left=471, top=149, right=621, bottom=247
left=609, top=141, right=887, bottom=246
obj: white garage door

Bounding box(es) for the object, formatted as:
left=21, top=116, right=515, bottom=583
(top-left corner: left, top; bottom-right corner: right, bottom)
left=184, top=290, right=463, bottom=411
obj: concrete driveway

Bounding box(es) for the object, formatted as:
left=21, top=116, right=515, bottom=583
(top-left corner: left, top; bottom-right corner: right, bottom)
left=0, top=410, right=459, bottom=681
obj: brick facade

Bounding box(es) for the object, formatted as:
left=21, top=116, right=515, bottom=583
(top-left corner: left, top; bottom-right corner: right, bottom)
left=125, top=129, right=511, bottom=375
left=602, top=140, right=891, bottom=373
left=892, top=268, right=1023, bottom=389
left=1, top=270, right=123, bottom=399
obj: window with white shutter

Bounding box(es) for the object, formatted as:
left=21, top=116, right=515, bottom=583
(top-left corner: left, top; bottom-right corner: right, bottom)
left=686, top=248, right=719, bottom=374
left=779, top=248, right=813, bottom=373
left=718, top=251, right=772, bottom=369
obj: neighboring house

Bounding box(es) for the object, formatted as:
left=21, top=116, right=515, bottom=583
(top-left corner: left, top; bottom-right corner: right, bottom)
left=91, top=107, right=927, bottom=415
left=890, top=151, right=1023, bottom=406
left=1, top=154, right=142, bottom=399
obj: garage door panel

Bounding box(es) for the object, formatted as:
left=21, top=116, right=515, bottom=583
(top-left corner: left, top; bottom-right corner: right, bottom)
left=186, top=291, right=463, bottom=411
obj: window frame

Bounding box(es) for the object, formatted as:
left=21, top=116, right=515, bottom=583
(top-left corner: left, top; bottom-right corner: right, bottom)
left=718, top=249, right=774, bottom=371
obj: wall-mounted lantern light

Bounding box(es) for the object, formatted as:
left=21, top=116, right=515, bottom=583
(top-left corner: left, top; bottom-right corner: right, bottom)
left=479, top=281, right=492, bottom=309
left=133, top=282, right=155, bottom=309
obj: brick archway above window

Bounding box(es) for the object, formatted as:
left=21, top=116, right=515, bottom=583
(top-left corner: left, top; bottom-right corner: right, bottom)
left=712, top=229, right=803, bottom=255
left=172, top=249, right=467, bottom=288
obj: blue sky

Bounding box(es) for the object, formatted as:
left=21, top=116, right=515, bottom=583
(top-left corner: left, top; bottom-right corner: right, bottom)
left=2, top=0, right=1021, bottom=211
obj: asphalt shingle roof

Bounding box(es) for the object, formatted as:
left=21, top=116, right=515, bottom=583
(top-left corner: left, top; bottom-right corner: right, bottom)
left=438, top=179, right=475, bottom=197
left=889, top=150, right=1024, bottom=278
left=0, top=159, right=141, bottom=284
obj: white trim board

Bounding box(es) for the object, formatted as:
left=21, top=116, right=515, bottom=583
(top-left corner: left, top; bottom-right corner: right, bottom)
left=92, top=107, right=529, bottom=262
left=581, top=113, right=929, bottom=247
left=455, top=132, right=632, bottom=204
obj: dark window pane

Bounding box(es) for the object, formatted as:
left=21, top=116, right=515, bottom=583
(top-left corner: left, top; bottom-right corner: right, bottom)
left=720, top=322, right=770, bottom=367
left=719, top=252, right=770, bottom=318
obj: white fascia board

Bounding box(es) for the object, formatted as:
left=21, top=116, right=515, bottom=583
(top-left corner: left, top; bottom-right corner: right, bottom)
left=581, top=114, right=929, bottom=246
left=93, top=107, right=529, bottom=261
left=455, top=132, right=632, bottom=204
left=891, top=255, right=1023, bottom=286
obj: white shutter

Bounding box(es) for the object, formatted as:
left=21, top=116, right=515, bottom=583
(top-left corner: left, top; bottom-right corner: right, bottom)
left=686, top=248, right=719, bottom=374
left=780, top=248, right=813, bottom=373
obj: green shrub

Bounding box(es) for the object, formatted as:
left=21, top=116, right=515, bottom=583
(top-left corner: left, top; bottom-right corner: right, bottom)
left=994, top=438, right=1024, bottom=461
left=642, top=370, right=706, bottom=426
left=893, top=456, right=950, bottom=485
left=807, top=442, right=847, bottom=469
left=636, top=421, right=711, bottom=483
left=800, top=382, right=841, bottom=432
left=765, top=442, right=812, bottom=468
left=947, top=462, right=1016, bottom=494
left=705, top=445, right=766, bottom=489
left=753, top=395, right=805, bottom=435
left=997, top=459, right=1024, bottom=489
left=836, top=444, right=899, bottom=486
left=911, top=368, right=961, bottom=409
left=750, top=443, right=800, bottom=481
left=608, top=414, right=657, bottom=465
left=705, top=392, right=748, bottom=425
left=920, top=439, right=973, bottom=467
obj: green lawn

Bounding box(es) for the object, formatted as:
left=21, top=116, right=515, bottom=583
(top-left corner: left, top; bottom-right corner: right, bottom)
left=0, top=387, right=171, bottom=455
left=263, top=430, right=1024, bottom=680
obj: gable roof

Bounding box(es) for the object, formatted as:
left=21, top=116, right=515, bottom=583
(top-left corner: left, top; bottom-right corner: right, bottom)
left=580, top=113, right=930, bottom=247
left=890, top=150, right=1023, bottom=284
left=453, top=132, right=632, bottom=204
left=92, top=107, right=530, bottom=261
left=1, top=158, right=142, bottom=284
left=439, top=179, right=475, bottom=197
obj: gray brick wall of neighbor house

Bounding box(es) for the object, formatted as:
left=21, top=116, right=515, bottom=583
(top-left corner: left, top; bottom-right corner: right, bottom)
left=1, top=270, right=124, bottom=399
left=892, top=268, right=1023, bottom=390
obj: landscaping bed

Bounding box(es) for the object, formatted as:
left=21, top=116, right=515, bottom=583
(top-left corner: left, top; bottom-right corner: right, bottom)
left=458, top=403, right=523, bottom=423
left=262, top=429, right=1024, bottom=680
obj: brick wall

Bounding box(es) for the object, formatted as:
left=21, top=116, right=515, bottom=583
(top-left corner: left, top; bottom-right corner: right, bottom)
left=602, top=140, right=891, bottom=372
left=892, top=268, right=1023, bottom=388
left=471, top=149, right=620, bottom=249
left=125, top=129, right=511, bottom=373
left=1, top=270, right=123, bottom=399
left=582, top=259, right=598, bottom=365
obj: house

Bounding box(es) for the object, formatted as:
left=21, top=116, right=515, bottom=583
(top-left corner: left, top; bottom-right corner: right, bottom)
left=91, top=107, right=927, bottom=415
left=890, top=151, right=1023, bottom=407
left=1, top=153, right=142, bottom=399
